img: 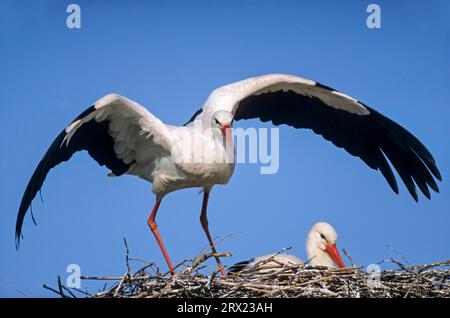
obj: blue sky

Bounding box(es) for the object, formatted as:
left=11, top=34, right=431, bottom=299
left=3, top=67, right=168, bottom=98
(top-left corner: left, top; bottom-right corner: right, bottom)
left=0, top=1, right=449, bottom=297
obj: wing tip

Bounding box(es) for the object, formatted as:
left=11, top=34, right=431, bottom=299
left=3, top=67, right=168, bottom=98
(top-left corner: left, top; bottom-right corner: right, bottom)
left=411, top=190, right=419, bottom=202
left=434, top=168, right=443, bottom=182
left=15, top=208, right=26, bottom=250
left=15, top=230, right=22, bottom=250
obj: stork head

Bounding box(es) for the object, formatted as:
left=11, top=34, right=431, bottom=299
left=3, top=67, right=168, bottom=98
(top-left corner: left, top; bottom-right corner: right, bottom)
left=211, top=110, right=234, bottom=143
left=212, top=110, right=233, bottom=131
left=306, top=222, right=345, bottom=268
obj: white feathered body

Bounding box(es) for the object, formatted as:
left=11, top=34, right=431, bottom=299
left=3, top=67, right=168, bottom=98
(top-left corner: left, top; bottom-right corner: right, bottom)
left=126, top=124, right=235, bottom=197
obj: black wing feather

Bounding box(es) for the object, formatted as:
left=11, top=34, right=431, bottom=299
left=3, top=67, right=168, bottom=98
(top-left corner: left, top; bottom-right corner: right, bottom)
left=234, top=88, right=441, bottom=201
left=183, top=107, right=203, bottom=126
left=16, top=106, right=131, bottom=247
left=227, top=259, right=252, bottom=275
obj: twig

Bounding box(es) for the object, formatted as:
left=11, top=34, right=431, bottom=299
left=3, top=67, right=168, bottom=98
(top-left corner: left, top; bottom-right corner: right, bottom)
left=342, top=248, right=356, bottom=267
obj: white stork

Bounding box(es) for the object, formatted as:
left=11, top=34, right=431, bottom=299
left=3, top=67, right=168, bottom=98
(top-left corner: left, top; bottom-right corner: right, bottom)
left=16, top=74, right=441, bottom=276
left=228, top=222, right=345, bottom=274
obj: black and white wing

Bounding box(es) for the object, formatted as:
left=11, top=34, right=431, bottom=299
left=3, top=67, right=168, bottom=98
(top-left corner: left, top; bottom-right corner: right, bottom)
left=16, top=94, right=173, bottom=246
left=200, top=74, right=441, bottom=201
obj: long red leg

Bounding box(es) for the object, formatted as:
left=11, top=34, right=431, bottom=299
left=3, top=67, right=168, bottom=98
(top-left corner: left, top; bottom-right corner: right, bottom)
left=200, top=189, right=226, bottom=276
left=147, top=198, right=175, bottom=276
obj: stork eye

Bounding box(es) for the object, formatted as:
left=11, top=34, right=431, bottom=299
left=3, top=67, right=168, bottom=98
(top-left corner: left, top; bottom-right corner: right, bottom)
left=320, top=233, right=326, bottom=240
left=214, top=118, right=220, bottom=125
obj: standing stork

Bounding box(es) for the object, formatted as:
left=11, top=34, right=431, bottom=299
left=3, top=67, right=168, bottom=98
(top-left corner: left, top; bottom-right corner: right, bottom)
left=16, top=74, right=441, bottom=276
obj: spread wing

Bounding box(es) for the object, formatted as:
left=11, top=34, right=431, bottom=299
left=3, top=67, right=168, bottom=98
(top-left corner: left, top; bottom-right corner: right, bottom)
left=200, top=74, right=441, bottom=201
left=16, top=94, right=173, bottom=246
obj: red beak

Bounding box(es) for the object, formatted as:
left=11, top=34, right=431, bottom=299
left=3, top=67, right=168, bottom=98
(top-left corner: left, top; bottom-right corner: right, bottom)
left=325, top=244, right=345, bottom=268
left=220, top=124, right=235, bottom=157
left=220, top=124, right=230, bottom=136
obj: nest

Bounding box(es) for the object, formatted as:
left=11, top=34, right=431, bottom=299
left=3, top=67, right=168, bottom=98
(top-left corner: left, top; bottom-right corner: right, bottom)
left=44, top=250, right=450, bottom=298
